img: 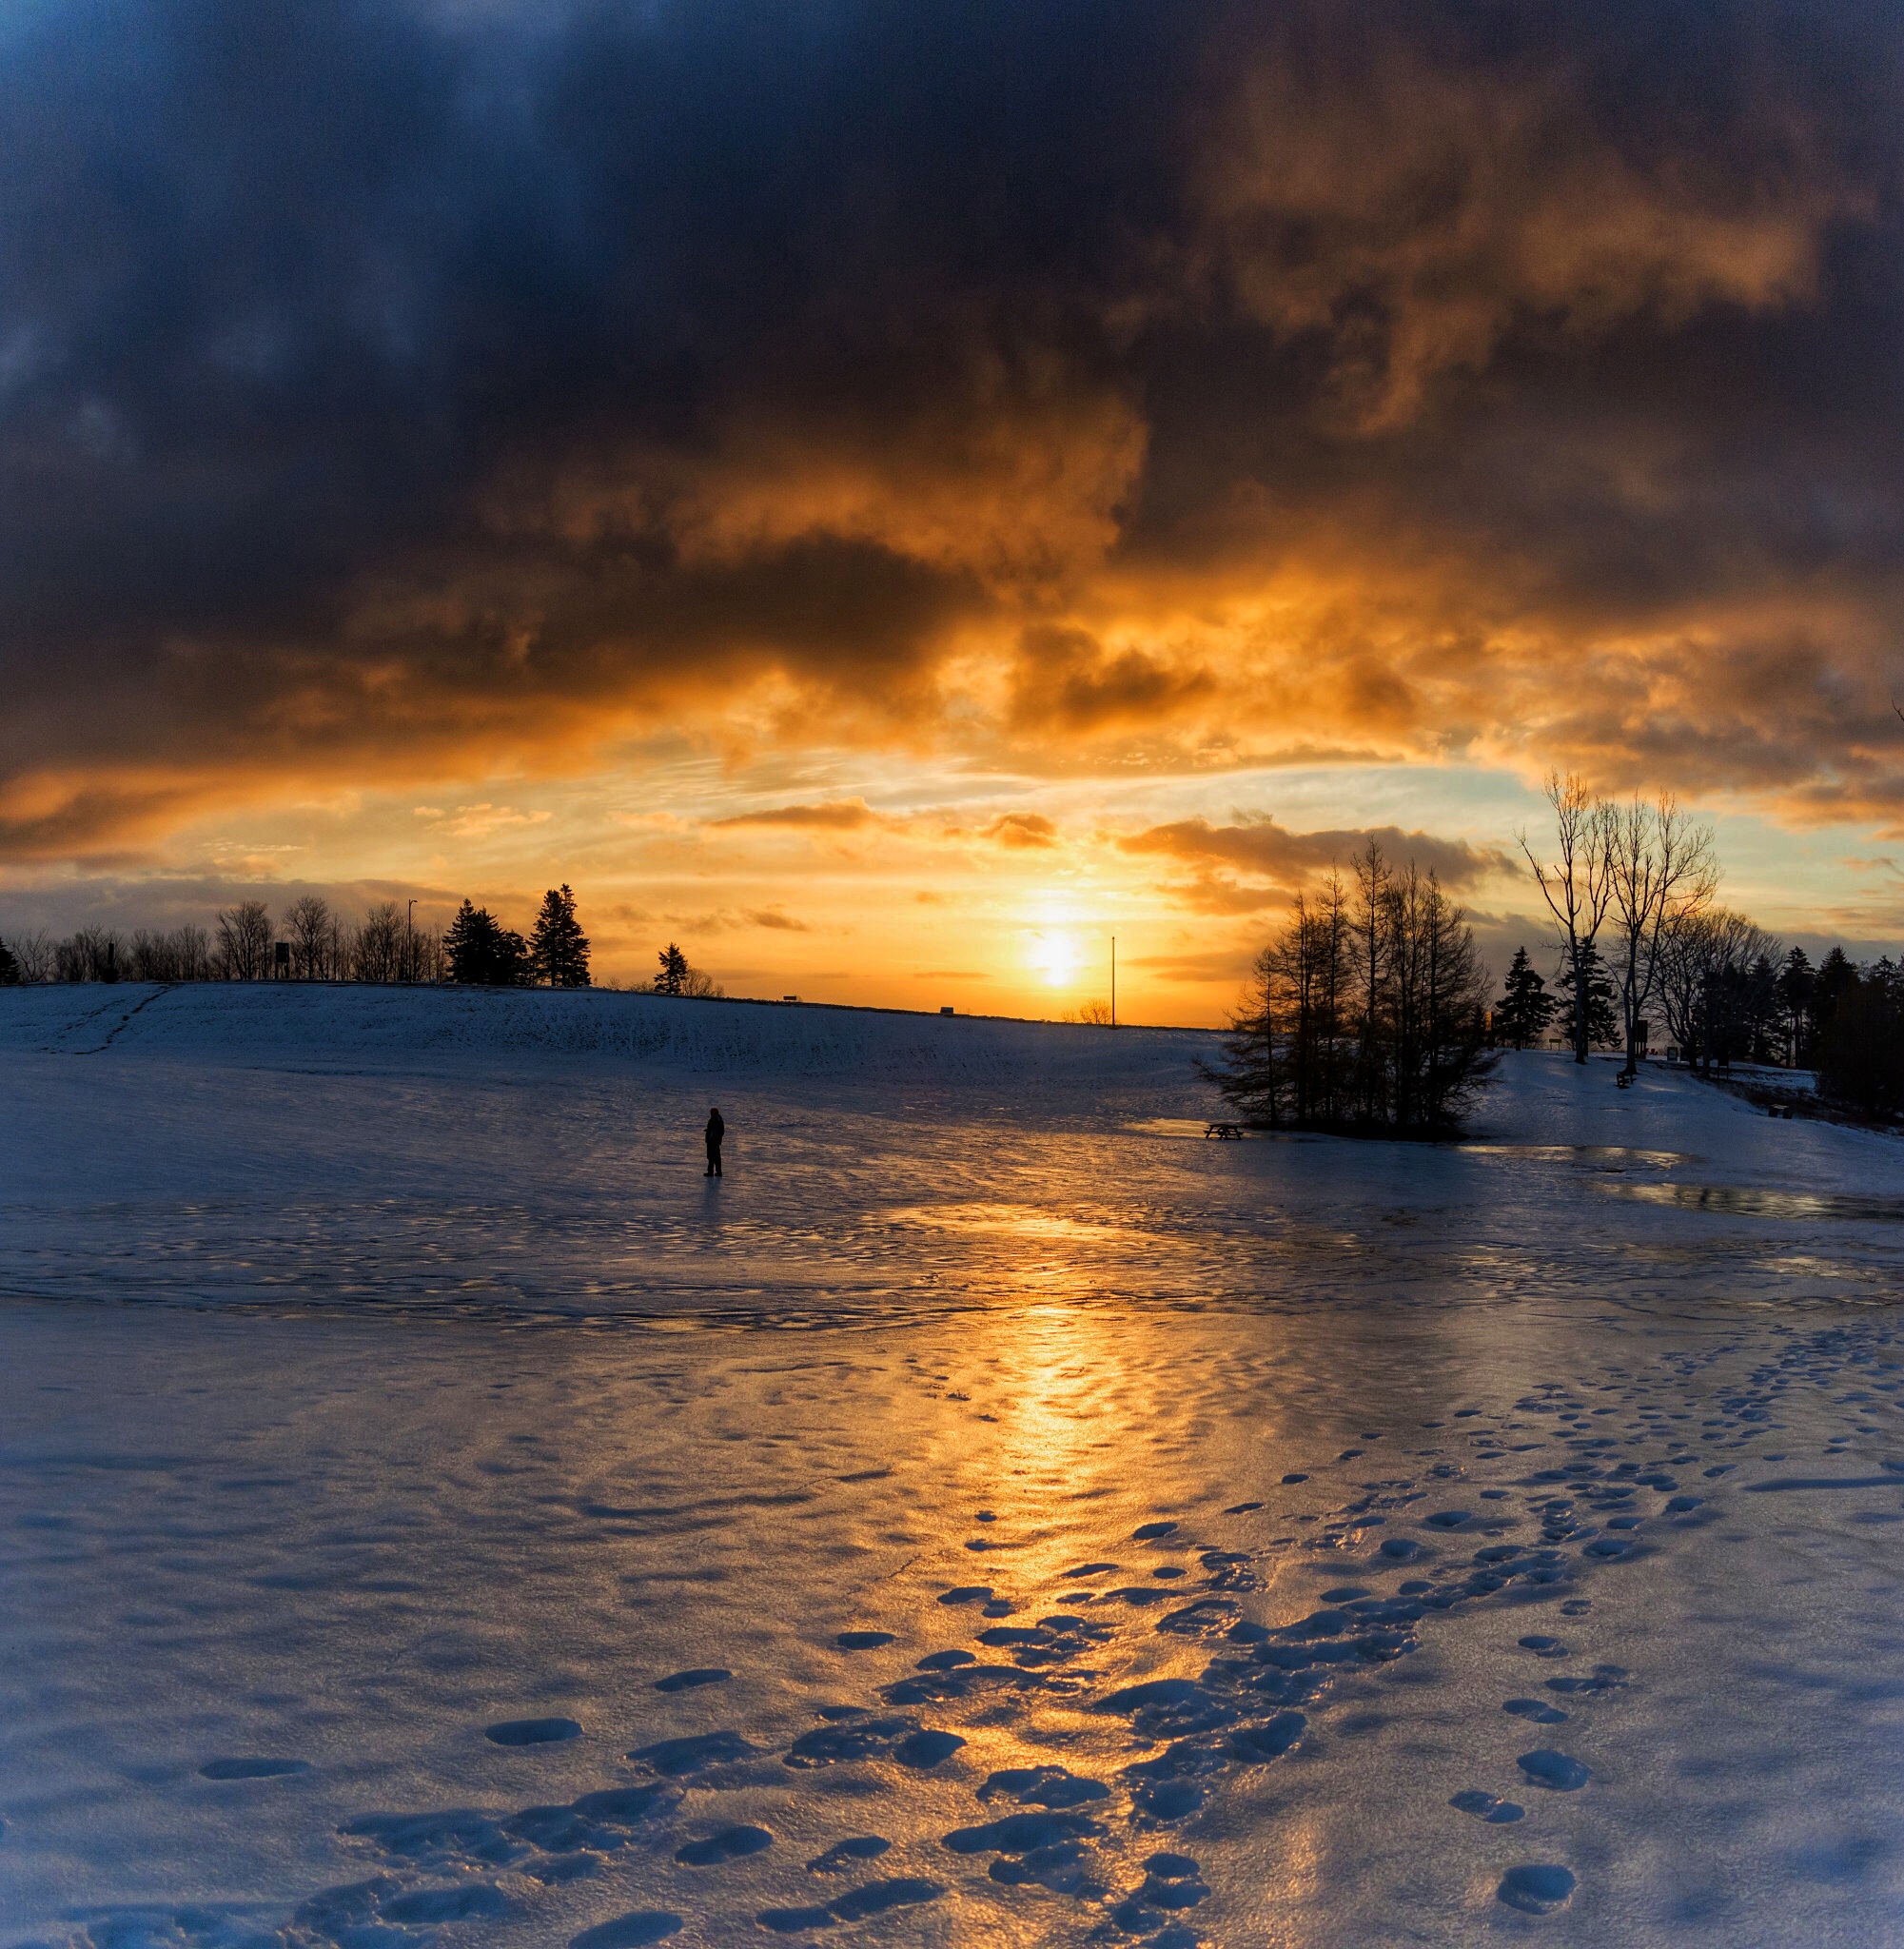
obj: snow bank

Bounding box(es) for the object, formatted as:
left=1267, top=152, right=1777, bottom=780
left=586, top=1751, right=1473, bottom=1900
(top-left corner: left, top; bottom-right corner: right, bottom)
left=0, top=980, right=1217, bottom=1087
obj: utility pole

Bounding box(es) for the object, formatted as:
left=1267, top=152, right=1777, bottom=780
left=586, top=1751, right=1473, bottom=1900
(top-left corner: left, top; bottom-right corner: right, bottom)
left=406, top=898, right=416, bottom=983
left=1111, top=934, right=1117, bottom=1029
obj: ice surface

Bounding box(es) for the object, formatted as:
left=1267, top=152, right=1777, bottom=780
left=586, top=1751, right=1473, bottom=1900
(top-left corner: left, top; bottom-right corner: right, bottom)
left=3, top=984, right=1904, bottom=1943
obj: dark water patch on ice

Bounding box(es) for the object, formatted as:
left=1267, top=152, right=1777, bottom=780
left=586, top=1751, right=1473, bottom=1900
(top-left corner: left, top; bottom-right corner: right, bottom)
left=1462, top=1142, right=1688, bottom=1170
left=1607, top=1181, right=1904, bottom=1223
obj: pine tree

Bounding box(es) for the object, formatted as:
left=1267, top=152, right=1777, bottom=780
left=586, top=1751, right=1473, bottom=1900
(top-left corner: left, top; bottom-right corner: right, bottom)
left=1493, top=946, right=1557, bottom=1049
left=0, top=938, right=18, bottom=986
left=1555, top=943, right=1618, bottom=1048
left=444, top=900, right=531, bottom=986
left=528, top=884, right=591, bottom=988
left=654, top=942, right=690, bottom=995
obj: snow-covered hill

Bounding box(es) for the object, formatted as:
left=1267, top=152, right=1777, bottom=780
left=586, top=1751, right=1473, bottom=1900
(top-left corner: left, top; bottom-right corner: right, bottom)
left=0, top=980, right=1216, bottom=1087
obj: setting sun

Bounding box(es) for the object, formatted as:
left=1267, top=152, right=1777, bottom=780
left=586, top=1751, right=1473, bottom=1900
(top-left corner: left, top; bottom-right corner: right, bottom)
left=1028, top=926, right=1081, bottom=987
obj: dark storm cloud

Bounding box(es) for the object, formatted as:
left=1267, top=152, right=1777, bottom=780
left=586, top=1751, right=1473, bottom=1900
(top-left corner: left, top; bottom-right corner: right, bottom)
left=4, top=0, right=1904, bottom=851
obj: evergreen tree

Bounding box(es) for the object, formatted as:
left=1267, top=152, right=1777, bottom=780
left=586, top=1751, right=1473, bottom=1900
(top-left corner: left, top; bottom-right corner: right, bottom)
left=0, top=938, right=18, bottom=986
left=1812, top=945, right=1858, bottom=1055
left=443, top=900, right=531, bottom=986
left=528, top=884, right=591, bottom=988
left=1493, top=946, right=1557, bottom=1050
left=1775, top=946, right=1815, bottom=1064
left=1817, top=966, right=1904, bottom=1117
left=654, top=942, right=690, bottom=995
left=1554, top=943, right=1618, bottom=1048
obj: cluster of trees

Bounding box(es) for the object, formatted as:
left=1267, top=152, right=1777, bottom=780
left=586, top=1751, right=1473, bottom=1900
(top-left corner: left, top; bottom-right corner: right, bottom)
left=1521, top=775, right=1719, bottom=1073
left=0, top=886, right=596, bottom=991
left=1210, top=842, right=1496, bottom=1133
left=442, top=887, right=591, bottom=987
left=1499, top=781, right=1904, bottom=1118
left=1813, top=958, right=1904, bottom=1117
left=1497, top=926, right=1904, bottom=1116
left=651, top=942, right=722, bottom=997
left=0, top=898, right=445, bottom=987
left=0, top=883, right=748, bottom=1004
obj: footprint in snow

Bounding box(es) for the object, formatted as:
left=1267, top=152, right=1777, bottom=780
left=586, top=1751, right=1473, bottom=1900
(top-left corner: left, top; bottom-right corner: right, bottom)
left=569, top=1914, right=682, bottom=1949
left=808, top=1836, right=891, bottom=1873
left=1450, top=1790, right=1524, bottom=1823
left=757, top=1880, right=944, bottom=1932
left=676, top=1822, right=773, bottom=1865
left=485, top=1717, right=581, bottom=1746
left=1518, top=1749, right=1592, bottom=1791
left=1498, top=1864, right=1578, bottom=1914
left=655, top=1667, right=731, bottom=1692
left=199, top=1756, right=312, bottom=1780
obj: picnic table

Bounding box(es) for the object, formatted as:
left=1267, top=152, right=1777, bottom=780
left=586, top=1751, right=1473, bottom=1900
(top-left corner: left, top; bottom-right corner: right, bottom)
left=1205, top=1120, right=1244, bottom=1139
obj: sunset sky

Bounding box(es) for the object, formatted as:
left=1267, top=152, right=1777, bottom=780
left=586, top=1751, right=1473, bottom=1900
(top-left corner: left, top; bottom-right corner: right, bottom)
left=7, top=0, right=1904, bottom=1020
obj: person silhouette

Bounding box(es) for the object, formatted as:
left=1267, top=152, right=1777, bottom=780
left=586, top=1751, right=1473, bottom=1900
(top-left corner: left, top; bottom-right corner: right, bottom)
left=704, top=1106, right=724, bottom=1176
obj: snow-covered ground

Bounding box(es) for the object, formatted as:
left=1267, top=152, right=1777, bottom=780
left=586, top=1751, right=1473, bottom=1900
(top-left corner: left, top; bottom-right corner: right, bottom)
left=3, top=983, right=1904, bottom=1946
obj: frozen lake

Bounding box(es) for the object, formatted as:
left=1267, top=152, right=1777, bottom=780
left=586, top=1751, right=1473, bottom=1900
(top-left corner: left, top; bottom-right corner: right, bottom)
left=3, top=985, right=1904, bottom=1946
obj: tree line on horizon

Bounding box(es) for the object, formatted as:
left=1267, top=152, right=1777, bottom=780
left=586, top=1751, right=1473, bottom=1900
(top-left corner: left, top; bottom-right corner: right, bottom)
left=0, top=886, right=721, bottom=1000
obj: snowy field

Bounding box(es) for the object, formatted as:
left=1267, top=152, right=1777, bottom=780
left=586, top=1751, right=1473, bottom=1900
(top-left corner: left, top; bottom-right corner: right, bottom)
left=3, top=984, right=1904, bottom=1947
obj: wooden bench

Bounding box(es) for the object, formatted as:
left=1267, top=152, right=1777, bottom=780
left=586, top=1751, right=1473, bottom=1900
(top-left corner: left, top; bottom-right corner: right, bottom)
left=1205, top=1121, right=1244, bottom=1139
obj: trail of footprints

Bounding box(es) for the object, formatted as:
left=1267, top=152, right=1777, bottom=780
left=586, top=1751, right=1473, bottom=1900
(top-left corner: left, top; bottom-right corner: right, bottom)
left=92, top=1320, right=1904, bottom=1947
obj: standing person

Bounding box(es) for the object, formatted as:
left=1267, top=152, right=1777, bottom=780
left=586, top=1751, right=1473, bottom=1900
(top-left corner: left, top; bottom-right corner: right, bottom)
left=704, top=1106, right=724, bottom=1177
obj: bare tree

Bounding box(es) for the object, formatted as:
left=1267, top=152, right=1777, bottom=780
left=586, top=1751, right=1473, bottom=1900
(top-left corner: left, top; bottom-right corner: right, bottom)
left=214, top=900, right=272, bottom=980
left=171, top=925, right=211, bottom=980
left=129, top=929, right=176, bottom=980
left=56, top=926, right=124, bottom=981
left=1351, top=839, right=1391, bottom=1118
left=353, top=901, right=406, bottom=983
left=1658, top=909, right=1779, bottom=1071
left=1606, top=794, right=1718, bottom=1075
left=1520, top=772, right=1617, bottom=1064
left=285, top=895, right=335, bottom=979
left=1062, top=1000, right=1114, bottom=1025
left=7, top=929, right=53, bottom=983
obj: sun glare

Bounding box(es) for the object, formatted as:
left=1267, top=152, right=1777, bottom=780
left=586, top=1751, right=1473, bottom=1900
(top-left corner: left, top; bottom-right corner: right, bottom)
left=1029, top=927, right=1081, bottom=987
